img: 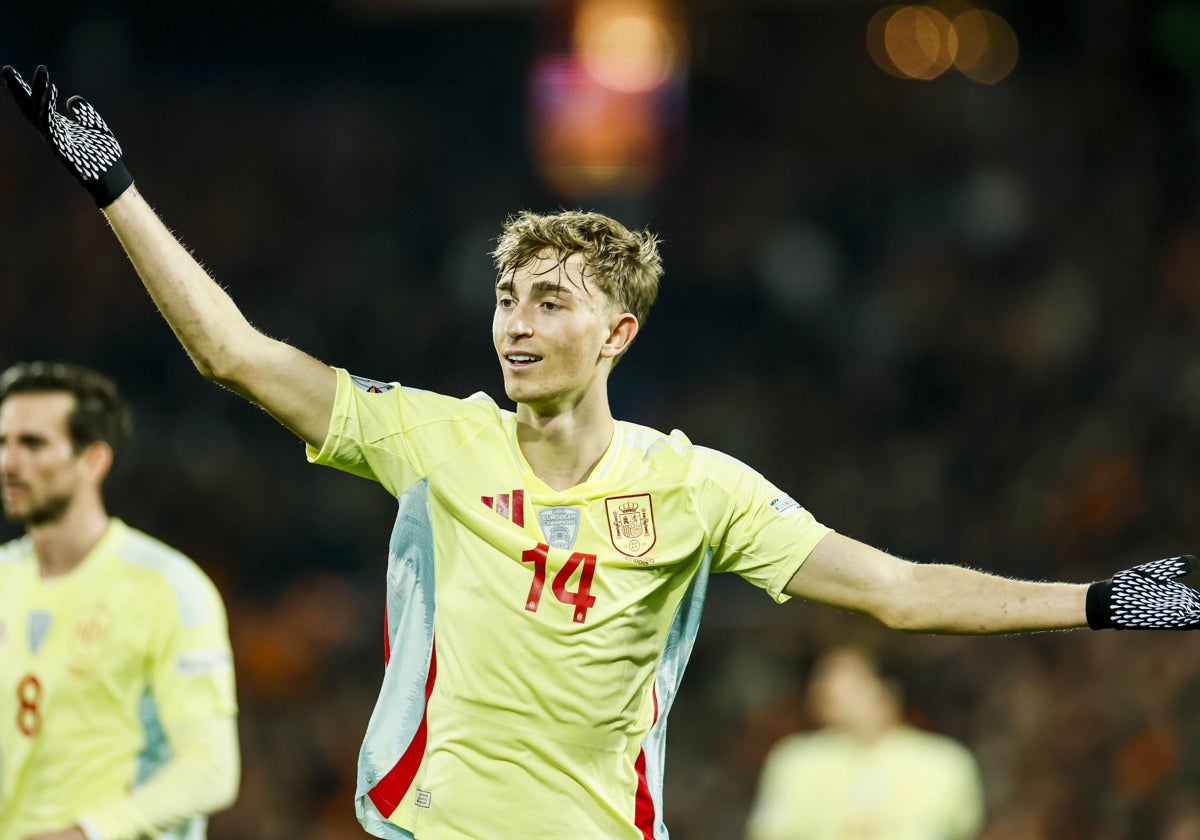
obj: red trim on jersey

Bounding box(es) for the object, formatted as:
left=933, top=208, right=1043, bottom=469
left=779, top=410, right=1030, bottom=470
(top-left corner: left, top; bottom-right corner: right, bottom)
left=367, top=642, right=438, bottom=815
left=512, top=489, right=525, bottom=526
left=633, top=685, right=660, bottom=839
left=383, top=607, right=391, bottom=665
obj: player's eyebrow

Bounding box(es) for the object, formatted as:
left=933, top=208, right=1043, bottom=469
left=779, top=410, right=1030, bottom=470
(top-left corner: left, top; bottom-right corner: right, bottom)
left=495, top=278, right=577, bottom=298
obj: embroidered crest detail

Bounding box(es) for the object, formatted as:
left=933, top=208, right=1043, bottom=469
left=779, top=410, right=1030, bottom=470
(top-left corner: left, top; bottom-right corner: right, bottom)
left=538, top=507, right=581, bottom=550
left=605, top=493, right=656, bottom=557
left=71, top=605, right=111, bottom=662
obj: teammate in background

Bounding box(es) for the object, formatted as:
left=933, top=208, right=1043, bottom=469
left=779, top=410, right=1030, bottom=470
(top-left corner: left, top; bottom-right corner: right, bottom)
left=745, top=645, right=985, bottom=840
left=5, top=64, right=1200, bottom=840
left=0, top=361, right=239, bottom=840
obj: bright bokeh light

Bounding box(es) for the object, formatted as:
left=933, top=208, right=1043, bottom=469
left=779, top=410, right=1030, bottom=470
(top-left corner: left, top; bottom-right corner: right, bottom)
left=886, top=6, right=956, bottom=79
left=574, top=0, right=684, bottom=93
left=867, top=2, right=1018, bottom=83
left=953, top=9, right=1019, bottom=83
left=529, top=53, right=667, bottom=199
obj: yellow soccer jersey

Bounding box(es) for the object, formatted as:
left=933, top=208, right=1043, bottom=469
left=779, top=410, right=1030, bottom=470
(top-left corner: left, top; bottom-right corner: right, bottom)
left=0, top=519, right=237, bottom=840
left=309, top=369, right=833, bottom=840
left=746, top=726, right=985, bottom=840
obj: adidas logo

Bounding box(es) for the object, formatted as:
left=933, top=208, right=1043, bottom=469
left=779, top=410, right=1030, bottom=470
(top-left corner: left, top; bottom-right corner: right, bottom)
left=482, top=489, right=525, bottom=526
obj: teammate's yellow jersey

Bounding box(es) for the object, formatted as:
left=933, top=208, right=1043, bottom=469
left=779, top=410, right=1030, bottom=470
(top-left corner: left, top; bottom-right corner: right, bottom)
left=309, top=369, right=833, bottom=840
left=0, top=519, right=237, bottom=840
left=746, top=726, right=985, bottom=840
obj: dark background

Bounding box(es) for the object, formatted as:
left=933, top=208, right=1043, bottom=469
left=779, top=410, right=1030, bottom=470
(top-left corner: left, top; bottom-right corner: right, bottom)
left=6, top=1, right=1200, bottom=837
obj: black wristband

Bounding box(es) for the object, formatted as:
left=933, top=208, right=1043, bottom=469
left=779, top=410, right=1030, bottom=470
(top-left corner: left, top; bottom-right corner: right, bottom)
left=86, top=159, right=133, bottom=208
left=1085, top=579, right=1115, bottom=630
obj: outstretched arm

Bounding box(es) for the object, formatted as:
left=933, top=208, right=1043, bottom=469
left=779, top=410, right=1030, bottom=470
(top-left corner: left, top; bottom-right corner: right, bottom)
left=3, top=64, right=335, bottom=448
left=787, top=532, right=1200, bottom=634
left=102, top=187, right=336, bottom=447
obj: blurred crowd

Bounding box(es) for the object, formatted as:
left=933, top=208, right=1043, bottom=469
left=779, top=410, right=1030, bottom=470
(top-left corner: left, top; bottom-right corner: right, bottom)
left=4, top=1, right=1200, bottom=838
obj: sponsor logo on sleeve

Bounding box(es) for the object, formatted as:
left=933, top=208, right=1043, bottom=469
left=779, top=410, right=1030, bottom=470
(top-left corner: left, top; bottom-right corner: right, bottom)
left=350, top=374, right=396, bottom=393
left=177, top=649, right=234, bottom=677
left=769, top=495, right=803, bottom=517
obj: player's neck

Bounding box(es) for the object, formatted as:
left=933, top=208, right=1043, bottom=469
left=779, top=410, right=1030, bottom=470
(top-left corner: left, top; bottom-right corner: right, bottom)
left=27, top=500, right=111, bottom=579
left=516, top=398, right=615, bottom=492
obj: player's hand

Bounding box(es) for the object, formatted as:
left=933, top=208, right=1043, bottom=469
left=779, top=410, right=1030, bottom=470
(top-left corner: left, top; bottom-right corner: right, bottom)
left=2, top=64, right=133, bottom=207
left=1087, top=554, right=1200, bottom=629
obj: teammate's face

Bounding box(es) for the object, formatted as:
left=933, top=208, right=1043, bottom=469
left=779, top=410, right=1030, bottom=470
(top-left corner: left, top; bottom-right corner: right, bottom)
left=493, top=251, right=631, bottom=412
left=0, top=392, right=87, bottom=526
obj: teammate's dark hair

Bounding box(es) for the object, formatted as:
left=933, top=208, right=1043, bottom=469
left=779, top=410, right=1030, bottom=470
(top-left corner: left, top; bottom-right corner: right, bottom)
left=0, top=361, right=132, bottom=455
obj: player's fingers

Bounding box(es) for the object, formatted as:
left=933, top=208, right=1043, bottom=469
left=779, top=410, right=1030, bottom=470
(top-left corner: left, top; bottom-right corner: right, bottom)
left=2, top=65, right=33, bottom=114
left=1177, top=554, right=1197, bottom=576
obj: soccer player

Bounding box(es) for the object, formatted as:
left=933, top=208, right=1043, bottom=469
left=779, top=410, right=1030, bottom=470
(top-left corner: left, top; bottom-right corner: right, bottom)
left=0, top=361, right=239, bottom=840
left=745, top=645, right=985, bottom=840
left=4, top=64, right=1199, bottom=840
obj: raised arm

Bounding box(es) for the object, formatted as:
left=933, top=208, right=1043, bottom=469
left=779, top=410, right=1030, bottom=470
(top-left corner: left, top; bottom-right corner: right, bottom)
left=101, top=187, right=336, bottom=446
left=787, top=532, right=1200, bottom=634
left=3, top=65, right=335, bottom=448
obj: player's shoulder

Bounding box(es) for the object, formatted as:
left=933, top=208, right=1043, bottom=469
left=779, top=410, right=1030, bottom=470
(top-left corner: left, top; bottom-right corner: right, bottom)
left=110, top=521, right=219, bottom=597
left=109, top=523, right=228, bottom=627
left=891, top=726, right=978, bottom=764
left=619, top=419, right=760, bottom=478
left=343, top=368, right=498, bottom=410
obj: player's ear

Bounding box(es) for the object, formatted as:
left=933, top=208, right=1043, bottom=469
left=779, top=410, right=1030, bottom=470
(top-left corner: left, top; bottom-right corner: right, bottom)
left=80, top=440, right=114, bottom=485
left=600, top=312, right=639, bottom=360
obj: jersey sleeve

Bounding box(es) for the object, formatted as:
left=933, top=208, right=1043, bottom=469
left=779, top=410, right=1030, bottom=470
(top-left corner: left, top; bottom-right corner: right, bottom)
left=144, top=562, right=238, bottom=730
left=698, top=450, right=833, bottom=602
left=79, top=554, right=239, bottom=838
left=306, top=367, right=493, bottom=497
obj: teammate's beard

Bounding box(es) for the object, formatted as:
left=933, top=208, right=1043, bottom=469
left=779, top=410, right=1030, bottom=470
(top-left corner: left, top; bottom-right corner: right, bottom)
left=2, top=491, right=72, bottom=527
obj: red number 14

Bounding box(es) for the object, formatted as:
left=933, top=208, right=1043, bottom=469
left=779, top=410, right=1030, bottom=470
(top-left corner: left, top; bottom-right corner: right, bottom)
left=522, top=543, right=598, bottom=623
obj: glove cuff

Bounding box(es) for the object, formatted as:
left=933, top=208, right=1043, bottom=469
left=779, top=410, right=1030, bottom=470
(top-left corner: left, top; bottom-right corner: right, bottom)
left=85, top=159, right=133, bottom=208
left=1085, top=579, right=1116, bottom=630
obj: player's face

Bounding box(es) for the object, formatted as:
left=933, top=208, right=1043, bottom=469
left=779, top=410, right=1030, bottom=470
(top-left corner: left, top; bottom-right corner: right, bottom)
left=0, top=392, right=87, bottom=526
left=493, top=251, right=624, bottom=412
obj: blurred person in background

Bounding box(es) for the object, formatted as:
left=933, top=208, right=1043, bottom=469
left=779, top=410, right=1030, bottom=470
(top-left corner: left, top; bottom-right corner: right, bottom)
left=745, top=645, right=984, bottom=840
left=6, top=63, right=1200, bottom=840
left=0, top=361, right=239, bottom=840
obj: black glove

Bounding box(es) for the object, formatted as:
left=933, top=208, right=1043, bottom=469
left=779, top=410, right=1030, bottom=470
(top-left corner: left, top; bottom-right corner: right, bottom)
left=2, top=64, right=133, bottom=207
left=1087, top=554, right=1200, bottom=630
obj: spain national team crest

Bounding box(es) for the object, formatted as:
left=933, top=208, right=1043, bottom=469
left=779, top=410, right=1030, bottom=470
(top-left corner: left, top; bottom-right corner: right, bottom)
left=605, top=493, right=656, bottom=557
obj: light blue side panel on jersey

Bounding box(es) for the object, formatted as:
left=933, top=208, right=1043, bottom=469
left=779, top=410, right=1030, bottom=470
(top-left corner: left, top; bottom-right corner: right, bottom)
left=641, top=550, right=713, bottom=840
left=355, top=480, right=436, bottom=840
left=135, top=690, right=207, bottom=840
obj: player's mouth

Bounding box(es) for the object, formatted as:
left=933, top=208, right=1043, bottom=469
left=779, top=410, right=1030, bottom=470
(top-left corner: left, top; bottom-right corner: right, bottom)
left=505, top=354, right=542, bottom=369
left=1, top=482, right=27, bottom=500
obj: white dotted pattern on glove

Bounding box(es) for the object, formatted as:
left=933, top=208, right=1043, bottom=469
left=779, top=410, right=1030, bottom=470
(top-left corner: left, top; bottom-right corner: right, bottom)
left=1109, top=556, right=1200, bottom=629
left=42, top=82, right=124, bottom=183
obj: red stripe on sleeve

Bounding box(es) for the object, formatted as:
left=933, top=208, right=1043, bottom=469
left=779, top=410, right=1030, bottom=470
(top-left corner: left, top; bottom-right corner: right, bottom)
left=367, top=643, right=438, bottom=815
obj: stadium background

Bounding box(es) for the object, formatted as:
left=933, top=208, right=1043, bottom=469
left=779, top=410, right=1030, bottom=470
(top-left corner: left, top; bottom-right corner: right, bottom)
left=5, top=0, right=1200, bottom=836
